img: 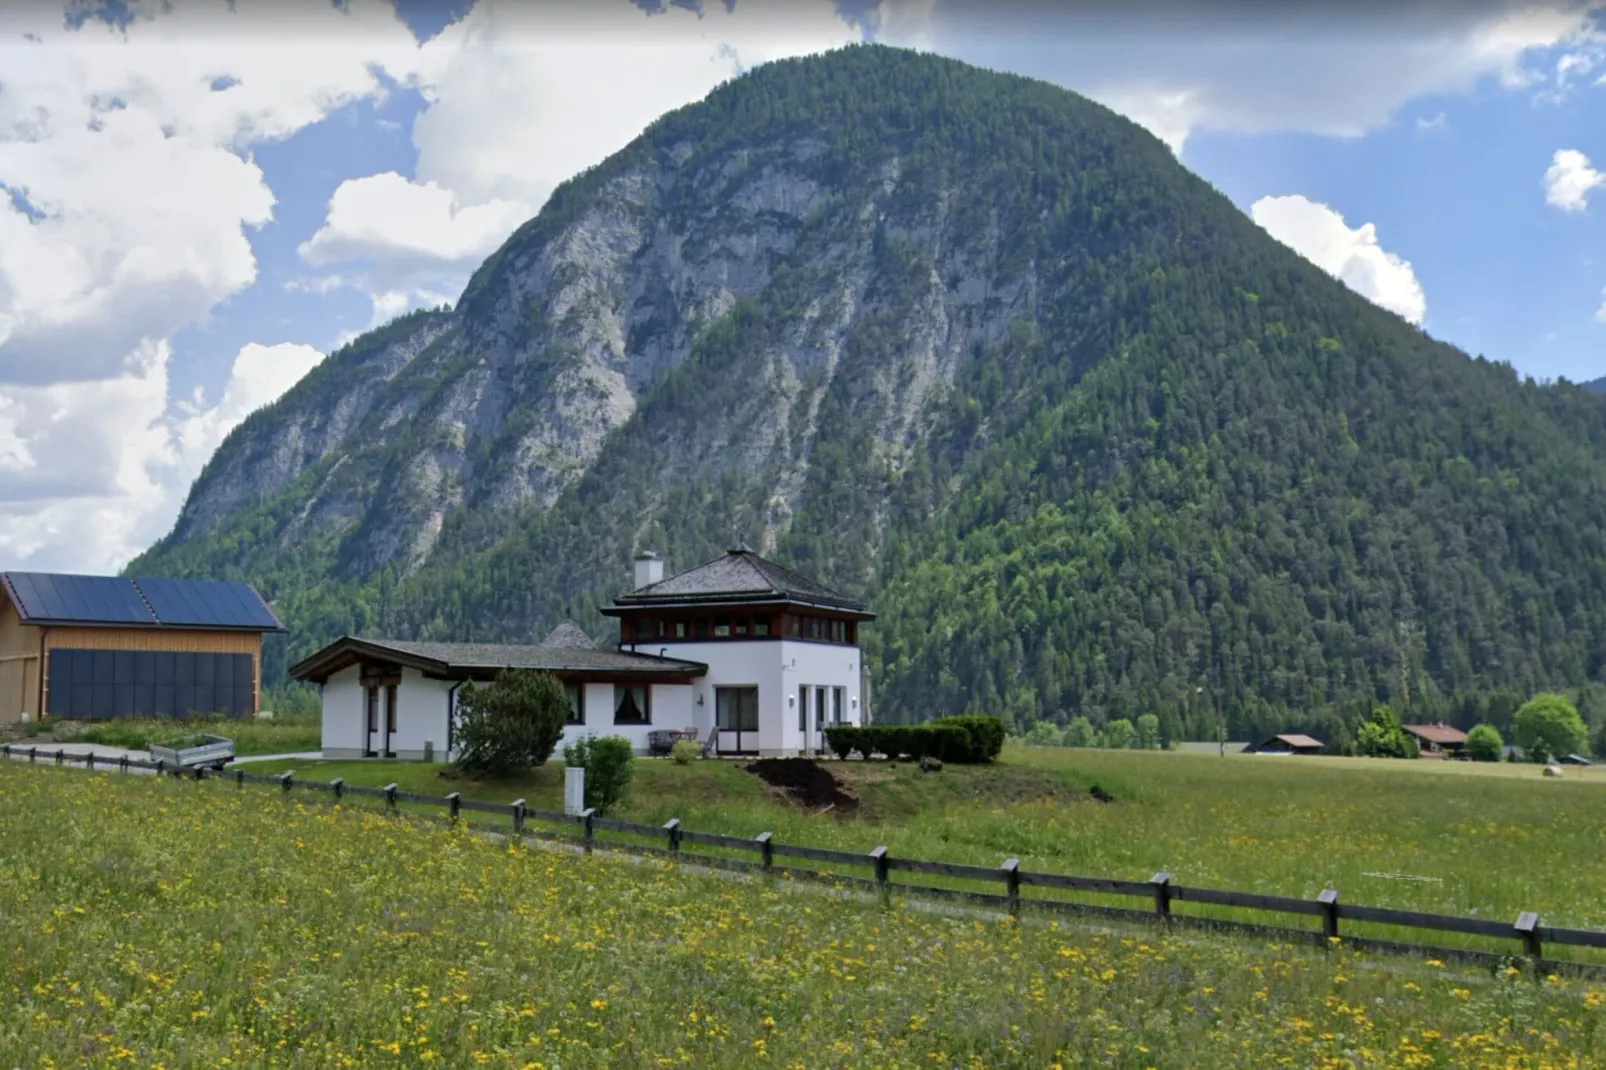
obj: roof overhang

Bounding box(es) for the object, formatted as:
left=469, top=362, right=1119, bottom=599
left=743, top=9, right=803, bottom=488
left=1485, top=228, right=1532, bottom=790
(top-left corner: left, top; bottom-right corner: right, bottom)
left=289, top=636, right=708, bottom=686
left=604, top=595, right=874, bottom=620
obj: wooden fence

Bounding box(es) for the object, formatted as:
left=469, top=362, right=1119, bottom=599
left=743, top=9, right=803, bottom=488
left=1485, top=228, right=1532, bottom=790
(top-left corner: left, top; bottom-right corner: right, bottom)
left=6, top=742, right=1605, bottom=980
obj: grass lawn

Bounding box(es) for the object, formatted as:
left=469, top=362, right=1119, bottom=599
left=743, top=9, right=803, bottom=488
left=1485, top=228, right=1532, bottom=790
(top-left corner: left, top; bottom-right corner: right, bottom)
left=7, top=714, right=321, bottom=756
left=241, top=746, right=1606, bottom=935
left=3, top=760, right=1601, bottom=1068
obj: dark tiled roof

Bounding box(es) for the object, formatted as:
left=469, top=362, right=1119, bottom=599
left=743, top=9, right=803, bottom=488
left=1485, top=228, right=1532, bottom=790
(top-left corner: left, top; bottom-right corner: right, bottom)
left=612, top=549, right=868, bottom=613
left=1, top=571, right=284, bottom=631
left=541, top=620, right=596, bottom=648
left=289, top=635, right=705, bottom=683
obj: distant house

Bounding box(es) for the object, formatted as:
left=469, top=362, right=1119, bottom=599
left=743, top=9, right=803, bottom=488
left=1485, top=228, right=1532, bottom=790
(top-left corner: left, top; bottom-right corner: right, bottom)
left=1403, top=722, right=1467, bottom=757
left=0, top=572, right=284, bottom=723
left=1243, top=733, right=1324, bottom=755
left=292, top=547, right=874, bottom=759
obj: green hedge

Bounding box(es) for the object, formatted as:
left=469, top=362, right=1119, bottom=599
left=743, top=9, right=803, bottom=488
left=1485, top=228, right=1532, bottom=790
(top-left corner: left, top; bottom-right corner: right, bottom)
left=823, top=720, right=998, bottom=763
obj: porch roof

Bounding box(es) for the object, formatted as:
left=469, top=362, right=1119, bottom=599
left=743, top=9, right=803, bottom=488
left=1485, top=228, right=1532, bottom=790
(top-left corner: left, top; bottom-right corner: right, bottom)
left=289, top=635, right=707, bottom=685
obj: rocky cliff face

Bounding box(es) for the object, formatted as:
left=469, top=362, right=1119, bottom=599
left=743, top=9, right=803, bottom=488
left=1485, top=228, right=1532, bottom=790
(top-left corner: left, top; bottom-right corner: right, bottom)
left=159, top=50, right=1076, bottom=584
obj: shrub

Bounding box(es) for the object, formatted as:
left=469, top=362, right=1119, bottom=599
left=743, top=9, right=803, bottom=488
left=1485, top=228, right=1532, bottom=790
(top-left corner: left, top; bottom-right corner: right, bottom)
left=1104, top=718, right=1136, bottom=750
left=824, top=725, right=858, bottom=760
left=1136, top=714, right=1161, bottom=750
left=927, top=725, right=972, bottom=763
left=1064, top=716, right=1097, bottom=748
left=670, top=739, right=700, bottom=765
left=452, top=669, right=568, bottom=778
left=562, top=735, right=635, bottom=815
left=933, top=715, right=1006, bottom=762
left=1355, top=706, right=1419, bottom=759
left=1464, top=723, right=1503, bottom=763
left=1513, top=693, right=1588, bottom=764
left=1021, top=721, right=1063, bottom=748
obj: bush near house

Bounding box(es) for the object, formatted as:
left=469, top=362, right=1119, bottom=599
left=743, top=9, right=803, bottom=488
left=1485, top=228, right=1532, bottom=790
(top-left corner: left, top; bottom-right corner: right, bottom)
left=669, top=738, right=700, bottom=765
left=1464, top=723, right=1504, bottom=762
left=563, top=734, right=635, bottom=815
left=1355, top=706, right=1419, bottom=759
left=823, top=717, right=1002, bottom=764
left=452, top=669, right=568, bottom=779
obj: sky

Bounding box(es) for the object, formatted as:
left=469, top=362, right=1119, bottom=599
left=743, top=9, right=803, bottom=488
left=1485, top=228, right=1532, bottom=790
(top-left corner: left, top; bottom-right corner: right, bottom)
left=1, top=0, right=1604, bottom=575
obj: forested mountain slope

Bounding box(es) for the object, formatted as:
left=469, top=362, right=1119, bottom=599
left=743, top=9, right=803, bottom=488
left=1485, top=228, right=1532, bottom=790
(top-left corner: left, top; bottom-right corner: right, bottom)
left=132, top=44, right=1606, bottom=742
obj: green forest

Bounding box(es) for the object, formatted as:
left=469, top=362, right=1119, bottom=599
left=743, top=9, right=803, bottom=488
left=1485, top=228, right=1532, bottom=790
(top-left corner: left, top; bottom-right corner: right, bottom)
left=133, top=45, right=1606, bottom=750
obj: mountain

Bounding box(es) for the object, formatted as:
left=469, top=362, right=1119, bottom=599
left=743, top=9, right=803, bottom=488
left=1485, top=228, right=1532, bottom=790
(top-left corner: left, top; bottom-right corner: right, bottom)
left=1583, top=376, right=1606, bottom=394
left=132, top=44, right=1606, bottom=743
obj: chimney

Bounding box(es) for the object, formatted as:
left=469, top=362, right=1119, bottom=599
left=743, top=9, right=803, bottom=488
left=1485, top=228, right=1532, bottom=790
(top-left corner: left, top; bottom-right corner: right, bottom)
left=633, top=551, right=664, bottom=590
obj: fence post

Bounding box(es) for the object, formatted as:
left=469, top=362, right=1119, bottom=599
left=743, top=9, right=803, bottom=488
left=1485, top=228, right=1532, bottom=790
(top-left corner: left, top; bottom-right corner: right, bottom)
left=193, top=764, right=205, bottom=782
left=512, top=798, right=526, bottom=837
left=756, top=831, right=774, bottom=873
left=384, top=783, right=398, bottom=814
left=120, top=754, right=128, bottom=774
left=663, top=817, right=681, bottom=855
left=1002, top=857, right=1022, bottom=918
left=85, top=752, right=94, bottom=772
left=446, top=792, right=461, bottom=825
left=870, top=845, right=890, bottom=903
left=55, top=749, right=64, bottom=766
left=581, top=808, right=596, bottom=854
left=1150, top=872, right=1173, bottom=925
left=235, top=767, right=245, bottom=789
left=29, top=746, right=37, bottom=764
left=1516, top=911, right=1543, bottom=976
left=331, top=777, right=344, bottom=801
left=1318, top=889, right=1340, bottom=942
left=280, top=771, right=293, bottom=796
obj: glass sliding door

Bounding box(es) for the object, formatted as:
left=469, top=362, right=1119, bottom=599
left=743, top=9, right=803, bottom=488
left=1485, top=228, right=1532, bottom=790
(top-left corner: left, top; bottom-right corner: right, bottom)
left=716, top=686, right=759, bottom=755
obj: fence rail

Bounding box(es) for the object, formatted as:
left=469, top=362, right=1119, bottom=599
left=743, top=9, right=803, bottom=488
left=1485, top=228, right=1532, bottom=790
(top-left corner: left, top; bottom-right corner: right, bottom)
left=5, top=742, right=1602, bottom=978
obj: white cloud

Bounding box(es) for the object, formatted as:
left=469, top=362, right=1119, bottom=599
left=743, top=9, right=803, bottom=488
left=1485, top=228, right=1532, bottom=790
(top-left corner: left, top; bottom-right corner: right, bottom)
left=1544, top=148, right=1605, bottom=211
left=1596, top=289, right=1606, bottom=324
left=1416, top=112, right=1448, bottom=131
left=303, top=0, right=862, bottom=317
left=0, top=340, right=321, bottom=571
left=0, top=0, right=418, bottom=571
left=892, top=1, right=1600, bottom=153
left=1251, top=194, right=1427, bottom=326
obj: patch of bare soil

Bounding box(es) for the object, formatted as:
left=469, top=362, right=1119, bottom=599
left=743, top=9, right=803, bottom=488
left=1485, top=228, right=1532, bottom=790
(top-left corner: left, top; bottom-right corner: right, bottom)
left=745, top=758, right=859, bottom=814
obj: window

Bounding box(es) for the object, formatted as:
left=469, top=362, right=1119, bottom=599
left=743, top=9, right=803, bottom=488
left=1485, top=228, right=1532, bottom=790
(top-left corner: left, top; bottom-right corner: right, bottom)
left=565, top=684, right=585, bottom=726
left=714, top=616, right=730, bottom=637
left=833, top=686, right=846, bottom=724
left=815, top=686, right=827, bottom=729
left=830, top=619, right=845, bottom=643
left=798, top=686, right=808, bottom=731
left=674, top=620, right=688, bottom=638
left=716, top=687, right=758, bottom=732
left=786, top=615, right=800, bottom=637
left=613, top=684, right=650, bottom=724
left=733, top=616, right=748, bottom=636
left=753, top=616, right=770, bottom=637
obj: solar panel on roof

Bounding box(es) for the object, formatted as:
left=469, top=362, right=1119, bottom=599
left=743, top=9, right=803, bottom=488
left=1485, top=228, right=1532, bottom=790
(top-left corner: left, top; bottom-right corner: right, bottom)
left=5, top=572, right=155, bottom=625
left=132, top=577, right=282, bottom=630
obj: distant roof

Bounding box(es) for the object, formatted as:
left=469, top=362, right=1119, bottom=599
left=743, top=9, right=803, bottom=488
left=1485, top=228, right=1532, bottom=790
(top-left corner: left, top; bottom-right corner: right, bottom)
left=540, top=620, right=596, bottom=649
left=606, top=549, right=871, bottom=615
left=1404, top=723, right=1468, bottom=745
left=289, top=635, right=706, bottom=684
left=1245, top=733, right=1324, bottom=752
left=0, top=572, right=284, bottom=632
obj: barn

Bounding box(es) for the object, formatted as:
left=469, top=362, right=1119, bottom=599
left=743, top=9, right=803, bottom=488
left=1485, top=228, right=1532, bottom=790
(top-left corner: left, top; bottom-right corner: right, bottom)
left=0, top=572, right=285, bottom=724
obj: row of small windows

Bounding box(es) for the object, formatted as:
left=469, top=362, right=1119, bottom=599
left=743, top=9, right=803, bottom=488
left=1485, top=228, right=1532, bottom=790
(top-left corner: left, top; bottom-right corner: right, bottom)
left=622, top=612, right=855, bottom=645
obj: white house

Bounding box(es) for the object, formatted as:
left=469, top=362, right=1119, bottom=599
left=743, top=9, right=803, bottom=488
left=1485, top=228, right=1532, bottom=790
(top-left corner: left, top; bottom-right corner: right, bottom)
left=291, top=548, right=873, bottom=759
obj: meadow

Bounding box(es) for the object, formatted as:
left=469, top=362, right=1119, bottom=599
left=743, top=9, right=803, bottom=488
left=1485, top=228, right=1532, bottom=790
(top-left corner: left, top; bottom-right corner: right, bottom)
left=246, top=747, right=1606, bottom=932
left=11, top=712, right=321, bottom=756
left=2, top=760, right=1603, bottom=1068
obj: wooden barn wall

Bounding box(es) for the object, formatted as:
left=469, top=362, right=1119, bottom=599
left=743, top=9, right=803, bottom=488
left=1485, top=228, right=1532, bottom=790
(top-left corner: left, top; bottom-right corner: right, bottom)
left=0, top=600, right=42, bottom=724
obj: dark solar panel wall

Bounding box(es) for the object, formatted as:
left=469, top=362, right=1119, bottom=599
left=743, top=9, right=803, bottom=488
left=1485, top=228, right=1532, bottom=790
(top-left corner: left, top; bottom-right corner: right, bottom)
left=132, top=577, right=282, bottom=630
left=6, top=573, right=155, bottom=625
left=47, top=649, right=255, bottom=719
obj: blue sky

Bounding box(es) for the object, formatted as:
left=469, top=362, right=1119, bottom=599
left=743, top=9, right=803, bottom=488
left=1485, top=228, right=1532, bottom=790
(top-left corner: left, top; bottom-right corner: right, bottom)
left=1, top=0, right=1604, bottom=573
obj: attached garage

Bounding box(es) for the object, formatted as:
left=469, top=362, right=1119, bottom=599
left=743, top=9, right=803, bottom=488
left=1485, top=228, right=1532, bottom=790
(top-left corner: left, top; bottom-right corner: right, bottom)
left=0, top=572, right=285, bottom=724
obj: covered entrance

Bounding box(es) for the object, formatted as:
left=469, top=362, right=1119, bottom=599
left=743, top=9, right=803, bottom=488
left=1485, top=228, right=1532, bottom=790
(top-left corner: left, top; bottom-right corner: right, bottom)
left=363, top=671, right=398, bottom=758
left=715, top=685, right=758, bottom=755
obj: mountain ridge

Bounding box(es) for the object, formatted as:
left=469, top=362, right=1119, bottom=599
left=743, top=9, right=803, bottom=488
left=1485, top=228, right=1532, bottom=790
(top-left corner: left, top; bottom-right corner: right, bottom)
left=134, top=44, right=1606, bottom=743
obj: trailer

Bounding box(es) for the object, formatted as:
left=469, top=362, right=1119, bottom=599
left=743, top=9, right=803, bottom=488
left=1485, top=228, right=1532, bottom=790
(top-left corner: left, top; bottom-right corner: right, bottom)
left=148, top=733, right=235, bottom=772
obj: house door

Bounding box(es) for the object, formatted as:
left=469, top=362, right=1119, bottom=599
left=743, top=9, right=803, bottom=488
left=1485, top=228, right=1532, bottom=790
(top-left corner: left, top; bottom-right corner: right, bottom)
left=366, top=682, right=398, bottom=758
left=716, top=686, right=758, bottom=755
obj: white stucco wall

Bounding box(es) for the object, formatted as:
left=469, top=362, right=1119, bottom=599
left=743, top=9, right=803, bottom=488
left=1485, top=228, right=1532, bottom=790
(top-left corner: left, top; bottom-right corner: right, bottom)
left=320, top=665, right=365, bottom=758
left=624, top=639, right=862, bottom=756
left=554, top=681, right=697, bottom=755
